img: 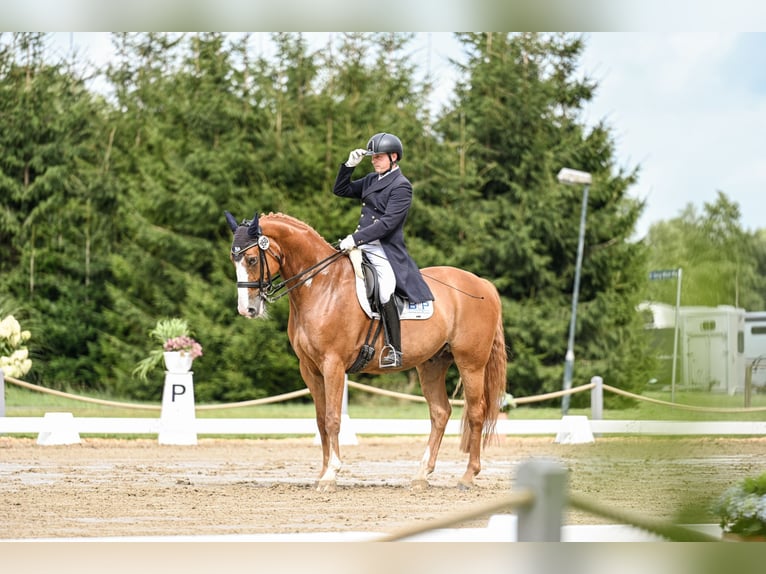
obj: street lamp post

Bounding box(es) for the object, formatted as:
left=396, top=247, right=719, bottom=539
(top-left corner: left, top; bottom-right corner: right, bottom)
left=557, top=168, right=592, bottom=415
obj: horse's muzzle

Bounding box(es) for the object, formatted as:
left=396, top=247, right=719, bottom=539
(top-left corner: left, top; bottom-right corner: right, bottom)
left=238, top=298, right=266, bottom=318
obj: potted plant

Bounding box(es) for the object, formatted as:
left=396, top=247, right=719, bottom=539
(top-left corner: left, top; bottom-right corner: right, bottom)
left=0, top=314, right=32, bottom=378
left=712, top=471, right=766, bottom=541
left=133, top=317, right=203, bottom=380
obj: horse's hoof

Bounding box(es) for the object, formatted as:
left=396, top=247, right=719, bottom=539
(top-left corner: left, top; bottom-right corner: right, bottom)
left=316, top=480, right=337, bottom=493
left=457, top=480, right=473, bottom=491
left=411, top=479, right=429, bottom=491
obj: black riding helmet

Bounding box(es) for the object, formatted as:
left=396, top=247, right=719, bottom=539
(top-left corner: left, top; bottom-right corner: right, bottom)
left=365, top=132, right=403, bottom=161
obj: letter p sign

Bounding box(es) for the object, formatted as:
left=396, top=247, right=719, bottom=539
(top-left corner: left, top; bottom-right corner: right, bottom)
left=172, top=384, right=187, bottom=401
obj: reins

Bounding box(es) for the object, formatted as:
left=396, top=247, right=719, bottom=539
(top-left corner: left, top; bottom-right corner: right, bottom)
left=267, top=250, right=346, bottom=302
left=237, top=245, right=346, bottom=303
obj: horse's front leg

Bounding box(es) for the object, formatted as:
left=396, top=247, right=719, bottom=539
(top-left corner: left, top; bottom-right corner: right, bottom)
left=299, top=362, right=334, bottom=484
left=315, top=365, right=347, bottom=493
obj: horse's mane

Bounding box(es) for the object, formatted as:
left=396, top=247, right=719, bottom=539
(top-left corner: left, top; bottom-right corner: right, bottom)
left=262, top=212, right=332, bottom=247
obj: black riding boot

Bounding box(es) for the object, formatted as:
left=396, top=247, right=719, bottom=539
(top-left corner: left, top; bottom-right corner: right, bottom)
left=379, top=298, right=402, bottom=368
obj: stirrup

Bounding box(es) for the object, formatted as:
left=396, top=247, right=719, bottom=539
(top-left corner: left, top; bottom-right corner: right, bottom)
left=379, top=345, right=402, bottom=368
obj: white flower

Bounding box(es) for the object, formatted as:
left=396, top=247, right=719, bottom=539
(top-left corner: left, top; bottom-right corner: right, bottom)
left=0, top=314, right=32, bottom=378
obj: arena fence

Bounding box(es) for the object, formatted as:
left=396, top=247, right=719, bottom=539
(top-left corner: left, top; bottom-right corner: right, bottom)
left=2, top=369, right=766, bottom=438
left=376, top=458, right=721, bottom=542
left=0, top=369, right=737, bottom=542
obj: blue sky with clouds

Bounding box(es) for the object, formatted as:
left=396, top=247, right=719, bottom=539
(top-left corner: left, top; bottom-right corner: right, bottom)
left=580, top=33, right=766, bottom=238
left=55, top=32, right=766, bottom=240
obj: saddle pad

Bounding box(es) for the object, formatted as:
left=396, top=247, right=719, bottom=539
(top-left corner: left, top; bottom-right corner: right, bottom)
left=354, top=276, right=434, bottom=320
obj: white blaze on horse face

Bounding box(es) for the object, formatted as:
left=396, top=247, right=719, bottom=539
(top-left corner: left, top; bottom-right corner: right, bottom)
left=235, top=258, right=264, bottom=317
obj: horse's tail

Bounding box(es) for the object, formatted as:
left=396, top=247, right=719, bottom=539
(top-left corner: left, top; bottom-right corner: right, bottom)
left=460, top=305, right=508, bottom=452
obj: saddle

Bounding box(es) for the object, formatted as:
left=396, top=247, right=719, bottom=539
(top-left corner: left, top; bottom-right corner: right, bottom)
left=348, top=249, right=433, bottom=321
left=346, top=250, right=433, bottom=373
left=359, top=251, right=401, bottom=315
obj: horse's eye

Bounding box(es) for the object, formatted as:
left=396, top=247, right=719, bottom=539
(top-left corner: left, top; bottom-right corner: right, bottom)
left=247, top=256, right=258, bottom=266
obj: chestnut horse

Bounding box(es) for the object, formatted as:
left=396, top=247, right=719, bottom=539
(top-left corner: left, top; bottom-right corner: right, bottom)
left=226, top=211, right=507, bottom=491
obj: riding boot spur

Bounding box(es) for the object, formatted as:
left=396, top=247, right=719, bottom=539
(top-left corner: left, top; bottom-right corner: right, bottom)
left=379, top=298, right=402, bottom=368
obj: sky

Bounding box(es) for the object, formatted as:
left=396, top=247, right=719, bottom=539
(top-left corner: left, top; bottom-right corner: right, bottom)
left=51, top=32, right=766, bottom=240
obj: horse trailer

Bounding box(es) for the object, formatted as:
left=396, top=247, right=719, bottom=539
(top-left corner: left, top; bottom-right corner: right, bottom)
left=679, top=305, right=745, bottom=395
left=640, top=303, right=746, bottom=394
left=744, top=311, right=766, bottom=389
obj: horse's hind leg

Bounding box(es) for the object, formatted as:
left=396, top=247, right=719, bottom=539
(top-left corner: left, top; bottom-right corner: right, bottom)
left=412, top=356, right=453, bottom=489
left=456, top=367, right=486, bottom=489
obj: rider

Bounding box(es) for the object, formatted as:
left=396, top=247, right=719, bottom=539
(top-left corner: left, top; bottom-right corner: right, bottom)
left=334, top=132, right=434, bottom=368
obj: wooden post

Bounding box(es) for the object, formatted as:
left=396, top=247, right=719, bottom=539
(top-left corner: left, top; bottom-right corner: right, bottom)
left=745, top=361, right=753, bottom=408
left=515, top=458, right=568, bottom=541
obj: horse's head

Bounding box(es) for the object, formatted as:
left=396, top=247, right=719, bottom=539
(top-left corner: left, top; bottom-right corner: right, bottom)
left=225, top=211, right=280, bottom=318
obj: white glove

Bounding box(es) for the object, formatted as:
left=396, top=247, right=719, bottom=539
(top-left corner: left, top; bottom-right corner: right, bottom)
left=345, top=148, right=367, bottom=168
left=339, top=234, right=356, bottom=251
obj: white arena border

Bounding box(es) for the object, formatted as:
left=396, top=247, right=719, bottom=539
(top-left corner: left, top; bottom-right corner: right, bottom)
left=2, top=517, right=722, bottom=543
left=3, top=416, right=766, bottom=435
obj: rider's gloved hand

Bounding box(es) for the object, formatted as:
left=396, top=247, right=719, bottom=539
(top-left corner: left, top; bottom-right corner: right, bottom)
left=345, top=148, right=367, bottom=168
left=339, top=235, right=356, bottom=251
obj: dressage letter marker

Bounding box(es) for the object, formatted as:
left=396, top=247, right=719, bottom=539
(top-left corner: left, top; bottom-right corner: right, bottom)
left=158, top=371, right=197, bottom=446
left=36, top=412, right=81, bottom=445
left=172, top=384, right=186, bottom=401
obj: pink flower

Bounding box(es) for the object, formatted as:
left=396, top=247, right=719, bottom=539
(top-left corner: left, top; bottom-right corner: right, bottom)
left=163, top=336, right=203, bottom=359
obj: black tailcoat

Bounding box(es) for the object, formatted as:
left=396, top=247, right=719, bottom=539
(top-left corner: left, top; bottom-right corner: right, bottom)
left=333, top=163, right=434, bottom=304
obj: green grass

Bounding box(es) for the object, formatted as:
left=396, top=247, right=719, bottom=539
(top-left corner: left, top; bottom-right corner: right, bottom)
left=4, top=382, right=766, bottom=422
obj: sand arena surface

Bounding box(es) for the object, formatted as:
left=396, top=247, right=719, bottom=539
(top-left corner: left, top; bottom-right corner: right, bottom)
left=2, top=435, right=764, bottom=539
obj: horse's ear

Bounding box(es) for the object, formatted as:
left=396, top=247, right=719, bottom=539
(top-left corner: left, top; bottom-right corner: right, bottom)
left=247, top=212, right=261, bottom=238
left=224, top=211, right=239, bottom=233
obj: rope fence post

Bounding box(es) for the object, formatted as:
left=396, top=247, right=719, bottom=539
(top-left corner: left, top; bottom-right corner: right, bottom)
left=590, top=375, right=603, bottom=420
left=0, top=368, right=5, bottom=418
left=515, top=458, right=568, bottom=541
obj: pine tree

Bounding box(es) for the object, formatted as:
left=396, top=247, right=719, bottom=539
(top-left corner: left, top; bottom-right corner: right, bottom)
left=433, top=33, right=649, bottom=401
left=0, top=32, right=115, bottom=388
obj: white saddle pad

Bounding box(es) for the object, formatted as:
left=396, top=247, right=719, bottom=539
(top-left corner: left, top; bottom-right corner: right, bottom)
left=348, top=249, right=433, bottom=320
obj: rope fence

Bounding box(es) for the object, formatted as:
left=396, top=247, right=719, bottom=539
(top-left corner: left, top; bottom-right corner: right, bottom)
left=376, top=491, right=533, bottom=542
left=4, top=372, right=766, bottom=415
left=374, top=458, right=721, bottom=542
left=0, top=370, right=740, bottom=542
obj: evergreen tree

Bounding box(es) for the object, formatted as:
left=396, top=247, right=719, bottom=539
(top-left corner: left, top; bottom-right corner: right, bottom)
left=433, top=33, right=648, bottom=402
left=0, top=32, right=115, bottom=388
left=0, top=32, right=667, bottom=409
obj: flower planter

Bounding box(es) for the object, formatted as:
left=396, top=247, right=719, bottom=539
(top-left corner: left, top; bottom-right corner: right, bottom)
left=722, top=532, right=766, bottom=542
left=163, top=351, right=194, bottom=373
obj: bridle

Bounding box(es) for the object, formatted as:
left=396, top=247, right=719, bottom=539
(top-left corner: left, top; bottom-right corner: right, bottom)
left=230, top=217, right=345, bottom=304
left=231, top=233, right=278, bottom=292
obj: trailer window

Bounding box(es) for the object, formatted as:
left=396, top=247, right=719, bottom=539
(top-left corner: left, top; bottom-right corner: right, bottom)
left=701, top=321, right=716, bottom=331
left=752, top=326, right=766, bottom=335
